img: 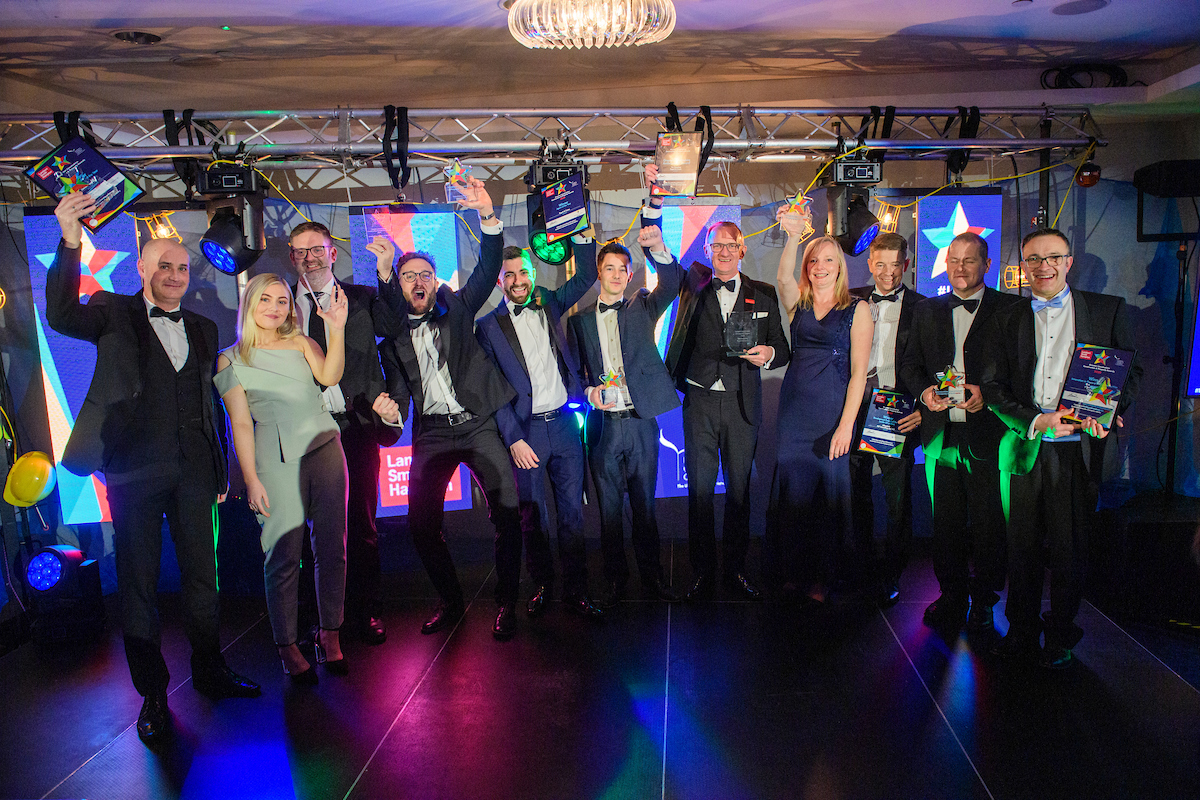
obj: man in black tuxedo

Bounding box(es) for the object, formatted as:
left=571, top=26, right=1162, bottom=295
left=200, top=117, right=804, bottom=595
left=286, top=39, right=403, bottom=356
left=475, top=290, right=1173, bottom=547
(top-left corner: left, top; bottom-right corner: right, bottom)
left=899, top=231, right=1020, bottom=633
left=476, top=243, right=602, bottom=619
left=371, top=177, right=524, bottom=640
left=567, top=217, right=683, bottom=607
left=289, top=221, right=398, bottom=645
left=45, top=192, right=259, bottom=747
left=982, top=228, right=1141, bottom=669
left=848, top=233, right=924, bottom=606
left=665, top=217, right=790, bottom=601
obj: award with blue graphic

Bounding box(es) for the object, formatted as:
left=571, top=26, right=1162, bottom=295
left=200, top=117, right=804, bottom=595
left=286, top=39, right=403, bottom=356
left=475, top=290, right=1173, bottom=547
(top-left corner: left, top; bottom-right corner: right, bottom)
left=25, top=136, right=144, bottom=233
left=542, top=172, right=589, bottom=242
left=858, top=389, right=916, bottom=458
left=1057, top=343, right=1135, bottom=430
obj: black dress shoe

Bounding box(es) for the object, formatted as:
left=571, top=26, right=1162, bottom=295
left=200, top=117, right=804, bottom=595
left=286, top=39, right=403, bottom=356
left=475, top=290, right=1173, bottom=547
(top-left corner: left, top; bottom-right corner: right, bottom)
left=563, top=594, right=605, bottom=620
left=421, top=602, right=465, bottom=635
left=722, top=572, right=763, bottom=600
left=352, top=616, right=387, bottom=645
left=599, top=580, right=625, bottom=609
left=991, top=633, right=1041, bottom=661
left=878, top=582, right=901, bottom=608
left=966, top=603, right=995, bottom=632
left=923, top=595, right=968, bottom=629
left=685, top=575, right=714, bottom=603
left=137, top=693, right=170, bottom=745
left=493, top=603, right=516, bottom=640
left=526, top=585, right=549, bottom=617
left=642, top=576, right=680, bottom=603
left=1040, top=645, right=1075, bottom=670
left=193, top=664, right=262, bottom=699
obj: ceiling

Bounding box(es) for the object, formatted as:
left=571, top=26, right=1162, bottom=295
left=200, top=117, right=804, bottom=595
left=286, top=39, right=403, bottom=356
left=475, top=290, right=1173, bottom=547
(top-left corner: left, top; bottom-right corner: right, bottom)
left=1, top=0, right=1198, bottom=116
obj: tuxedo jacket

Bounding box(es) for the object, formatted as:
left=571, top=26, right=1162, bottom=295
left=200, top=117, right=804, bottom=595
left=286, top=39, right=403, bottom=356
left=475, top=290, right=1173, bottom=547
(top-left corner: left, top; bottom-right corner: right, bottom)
left=664, top=262, right=790, bottom=426
left=851, top=284, right=926, bottom=458
left=476, top=240, right=597, bottom=447
left=44, top=241, right=228, bottom=487
left=293, top=279, right=399, bottom=448
left=377, top=230, right=516, bottom=436
left=568, top=249, right=685, bottom=423
left=898, top=287, right=1022, bottom=462
left=980, top=289, right=1141, bottom=480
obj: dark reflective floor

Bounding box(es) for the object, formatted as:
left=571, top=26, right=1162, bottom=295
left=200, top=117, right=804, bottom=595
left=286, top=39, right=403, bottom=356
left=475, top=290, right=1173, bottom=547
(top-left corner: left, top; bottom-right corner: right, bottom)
left=3, top=496, right=1200, bottom=800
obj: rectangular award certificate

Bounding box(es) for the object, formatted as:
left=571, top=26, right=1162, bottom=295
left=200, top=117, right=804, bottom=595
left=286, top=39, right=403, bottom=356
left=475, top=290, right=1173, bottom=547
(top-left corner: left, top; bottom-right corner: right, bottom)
left=651, top=131, right=702, bottom=197
left=25, top=136, right=145, bottom=233
left=1056, top=343, right=1136, bottom=430
left=858, top=389, right=917, bottom=458
left=542, top=172, right=589, bottom=242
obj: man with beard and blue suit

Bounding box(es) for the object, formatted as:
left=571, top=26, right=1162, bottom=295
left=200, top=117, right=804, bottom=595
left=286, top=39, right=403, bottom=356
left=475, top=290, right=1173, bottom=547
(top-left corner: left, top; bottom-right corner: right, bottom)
left=476, top=241, right=602, bottom=619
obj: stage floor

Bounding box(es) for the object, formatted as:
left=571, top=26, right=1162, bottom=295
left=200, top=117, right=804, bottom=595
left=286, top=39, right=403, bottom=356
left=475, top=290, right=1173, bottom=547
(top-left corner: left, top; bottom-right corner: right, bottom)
left=2, top=527, right=1199, bottom=800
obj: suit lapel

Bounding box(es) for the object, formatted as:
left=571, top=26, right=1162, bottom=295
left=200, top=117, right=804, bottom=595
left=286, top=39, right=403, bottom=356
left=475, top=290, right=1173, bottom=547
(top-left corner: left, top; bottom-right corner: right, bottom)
left=895, top=290, right=916, bottom=366
left=582, top=310, right=603, bottom=385
left=1071, top=289, right=1092, bottom=346
left=495, top=304, right=531, bottom=379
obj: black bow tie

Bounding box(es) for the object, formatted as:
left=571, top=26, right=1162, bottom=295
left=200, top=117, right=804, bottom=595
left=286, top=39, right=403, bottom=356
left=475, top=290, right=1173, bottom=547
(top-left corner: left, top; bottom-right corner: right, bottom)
left=871, top=292, right=899, bottom=304
left=408, top=310, right=434, bottom=329
left=150, top=307, right=183, bottom=323
left=512, top=302, right=541, bottom=317
left=599, top=300, right=624, bottom=313
left=714, top=278, right=737, bottom=293
left=948, top=295, right=979, bottom=313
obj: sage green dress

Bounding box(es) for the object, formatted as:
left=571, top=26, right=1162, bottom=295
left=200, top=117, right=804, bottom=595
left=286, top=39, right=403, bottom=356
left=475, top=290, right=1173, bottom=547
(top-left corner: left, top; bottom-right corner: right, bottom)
left=215, top=346, right=348, bottom=646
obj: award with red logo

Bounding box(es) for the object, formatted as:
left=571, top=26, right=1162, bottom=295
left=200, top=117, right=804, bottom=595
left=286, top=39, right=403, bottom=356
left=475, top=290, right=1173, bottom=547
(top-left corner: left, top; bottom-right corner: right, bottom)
left=1057, top=343, right=1136, bottom=430
left=25, top=136, right=145, bottom=233
left=858, top=389, right=917, bottom=458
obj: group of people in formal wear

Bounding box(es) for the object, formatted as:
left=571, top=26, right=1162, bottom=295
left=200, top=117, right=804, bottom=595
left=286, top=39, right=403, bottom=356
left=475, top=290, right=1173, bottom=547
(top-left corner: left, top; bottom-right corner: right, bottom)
left=44, top=168, right=1138, bottom=746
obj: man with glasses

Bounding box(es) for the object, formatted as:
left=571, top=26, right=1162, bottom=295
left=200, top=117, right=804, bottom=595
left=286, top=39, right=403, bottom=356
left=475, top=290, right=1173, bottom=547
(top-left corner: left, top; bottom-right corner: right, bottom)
left=371, top=177, right=525, bottom=641
left=899, top=231, right=1020, bottom=634
left=664, top=216, right=790, bottom=601
left=981, top=228, right=1140, bottom=669
left=289, top=221, right=399, bottom=645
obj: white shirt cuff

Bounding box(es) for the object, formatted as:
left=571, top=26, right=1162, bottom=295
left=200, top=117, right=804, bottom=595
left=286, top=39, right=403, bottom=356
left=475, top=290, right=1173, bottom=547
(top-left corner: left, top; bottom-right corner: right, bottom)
left=641, top=204, right=663, bottom=220
left=648, top=248, right=673, bottom=265
left=481, top=219, right=503, bottom=235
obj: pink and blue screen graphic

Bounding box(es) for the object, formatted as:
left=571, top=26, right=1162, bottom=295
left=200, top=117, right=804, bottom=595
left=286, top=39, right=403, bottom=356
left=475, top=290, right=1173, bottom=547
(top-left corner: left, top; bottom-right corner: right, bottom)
left=654, top=203, right=741, bottom=498
left=349, top=204, right=473, bottom=517
left=25, top=210, right=140, bottom=524
left=915, top=192, right=1003, bottom=298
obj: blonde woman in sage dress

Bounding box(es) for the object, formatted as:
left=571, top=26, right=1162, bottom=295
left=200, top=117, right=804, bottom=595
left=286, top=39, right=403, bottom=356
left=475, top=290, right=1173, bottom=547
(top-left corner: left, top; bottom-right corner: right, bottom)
left=215, top=272, right=349, bottom=682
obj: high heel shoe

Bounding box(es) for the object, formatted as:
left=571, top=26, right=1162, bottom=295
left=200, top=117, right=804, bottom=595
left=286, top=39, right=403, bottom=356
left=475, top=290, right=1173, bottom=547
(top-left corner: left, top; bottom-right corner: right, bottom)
left=314, top=630, right=348, bottom=676
left=281, top=659, right=318, bottom=685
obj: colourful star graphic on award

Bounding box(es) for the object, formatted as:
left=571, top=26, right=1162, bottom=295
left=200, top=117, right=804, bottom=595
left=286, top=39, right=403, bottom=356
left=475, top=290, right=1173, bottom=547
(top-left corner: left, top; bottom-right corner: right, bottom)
left=1093, top=349, right=1110, bottom=367
left=883, top=393, right=900, bottom=409
left=1087, top=377, right=1117, bottom=404
left=923, top=202, right=995, bottom=279
left=938, top=368, right=963, bottom=392
left=443, top=158, right=469, bottom=187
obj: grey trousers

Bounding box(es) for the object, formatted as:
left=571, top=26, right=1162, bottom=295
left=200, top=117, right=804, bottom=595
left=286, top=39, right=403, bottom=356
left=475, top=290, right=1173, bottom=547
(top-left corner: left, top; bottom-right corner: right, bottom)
left=256, top=436, right=348, bottom=646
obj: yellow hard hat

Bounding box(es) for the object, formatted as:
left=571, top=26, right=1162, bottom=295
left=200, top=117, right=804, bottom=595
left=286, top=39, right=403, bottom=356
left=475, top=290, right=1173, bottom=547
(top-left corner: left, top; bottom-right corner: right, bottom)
left=4, top=451, right=57, bottom=508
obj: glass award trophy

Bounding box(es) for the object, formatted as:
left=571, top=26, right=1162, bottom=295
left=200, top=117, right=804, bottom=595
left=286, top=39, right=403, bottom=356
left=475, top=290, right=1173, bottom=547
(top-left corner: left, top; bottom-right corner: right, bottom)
left=934, top=365, right=966, bottom=405
left=724, top=311, right=758, bottom=356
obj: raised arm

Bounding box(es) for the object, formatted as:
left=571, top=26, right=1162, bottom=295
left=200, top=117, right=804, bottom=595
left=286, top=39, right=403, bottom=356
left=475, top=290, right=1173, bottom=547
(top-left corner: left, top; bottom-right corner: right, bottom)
left=552, top=234, right=599, bottom=310
left=775, top=205, right=808, bottom=319
left=301, top=282, right=348, bottom=387
left=452, top=177, right=505, bottom=315
left=45, top=193, right=109, bottom=342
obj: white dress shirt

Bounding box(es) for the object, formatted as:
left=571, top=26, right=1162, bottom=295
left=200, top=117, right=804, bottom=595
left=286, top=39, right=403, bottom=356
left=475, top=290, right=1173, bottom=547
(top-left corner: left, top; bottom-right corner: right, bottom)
left=410, top=317, right=465, bottom=416
left=949, top=285, right=985, bottom=424
left=1028, top=286, right=1077, bottom=440
left=295, top=274, right=348, bottom=415
left=868, top=286, right=905, bottom=389
left=596, top=304, right=633, bottom=411
left=508, top=299, right=569, bottom=414
left=144, top=297, right=189, bottom=371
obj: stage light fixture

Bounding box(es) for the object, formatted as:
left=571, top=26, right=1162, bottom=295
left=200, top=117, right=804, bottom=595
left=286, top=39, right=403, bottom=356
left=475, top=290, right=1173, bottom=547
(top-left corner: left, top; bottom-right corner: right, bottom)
left=529, top=228, right=572, bottom=266
left=22, top=545, right=104, bottom=644
left=1076, top=161, right=1102, bottom=188
left=200, top=194, right=265, bottom=275
left=840, top=195, right=878, bottom=255
left=25, top=545, right=83, bottom=594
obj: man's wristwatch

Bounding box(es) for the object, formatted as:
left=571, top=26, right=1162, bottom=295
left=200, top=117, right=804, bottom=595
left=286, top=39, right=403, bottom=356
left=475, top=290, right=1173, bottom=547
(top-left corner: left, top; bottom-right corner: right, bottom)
left=480, top=211, right=496, bottom=221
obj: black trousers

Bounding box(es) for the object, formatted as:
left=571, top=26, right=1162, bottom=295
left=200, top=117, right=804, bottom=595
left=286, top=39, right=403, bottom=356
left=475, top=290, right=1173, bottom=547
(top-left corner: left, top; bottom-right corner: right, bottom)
left=848, top=449, right=916, bottom=588
left=1003, top=440, right=1093, bottom=649
left=682, top=386, right=757, bottom=579
left=924, top=424, right=1006, bottom=607
left=409, top=415, right=522, bottom=605
left=338, top=416, right=382, bottom=623
left=517, top=410, right=588, bottom=597
left=106, top=454, right=221, bottom=697
left=588, top=411, right=663, bottom=587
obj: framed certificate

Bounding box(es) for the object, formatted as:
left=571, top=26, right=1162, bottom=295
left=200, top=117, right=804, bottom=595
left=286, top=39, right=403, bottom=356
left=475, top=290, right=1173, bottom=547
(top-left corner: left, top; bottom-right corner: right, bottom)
left=541, top=172, right=589, bottom=242
left=25, top=136, right=145, bottom=233
left=1057, top=343, right=1136, bottom=430
left=858, top=389, right=917, bottom=458
left=651, top=131, right=703, bottom=197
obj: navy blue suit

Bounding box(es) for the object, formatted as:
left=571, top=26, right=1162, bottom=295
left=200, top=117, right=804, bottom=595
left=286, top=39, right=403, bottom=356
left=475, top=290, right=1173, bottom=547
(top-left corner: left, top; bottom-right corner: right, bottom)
left=568, top=245, right=683, bottom=587
left=476, top=240, right=598, bottom=597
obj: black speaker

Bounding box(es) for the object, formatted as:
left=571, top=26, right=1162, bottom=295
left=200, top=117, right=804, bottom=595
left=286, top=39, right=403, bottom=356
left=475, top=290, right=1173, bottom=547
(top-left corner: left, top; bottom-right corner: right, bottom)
left=1132, top=160, right=1200, bottom=198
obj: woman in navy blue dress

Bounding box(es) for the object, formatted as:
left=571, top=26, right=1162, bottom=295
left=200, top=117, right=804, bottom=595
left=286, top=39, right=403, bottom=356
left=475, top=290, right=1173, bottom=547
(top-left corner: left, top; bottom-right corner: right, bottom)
left=769, top=209, right=873, bottom=601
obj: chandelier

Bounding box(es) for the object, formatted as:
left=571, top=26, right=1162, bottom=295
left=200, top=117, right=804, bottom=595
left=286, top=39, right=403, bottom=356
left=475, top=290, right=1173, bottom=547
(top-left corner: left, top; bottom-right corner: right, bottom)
left=507, top=0, right=677, bottom=49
